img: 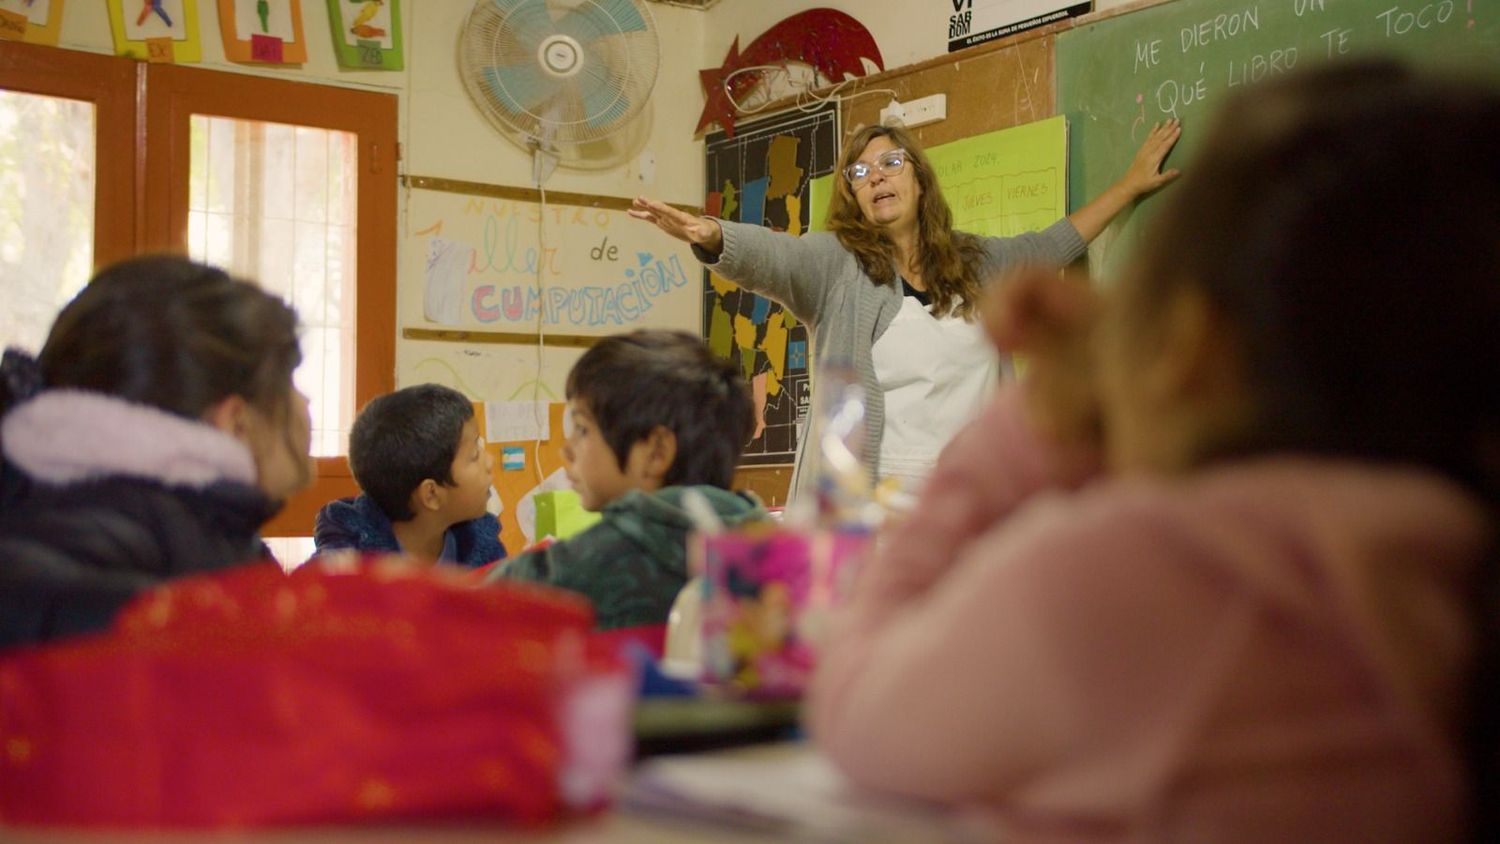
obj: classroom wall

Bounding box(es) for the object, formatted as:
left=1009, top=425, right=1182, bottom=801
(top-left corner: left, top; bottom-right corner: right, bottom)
left=37, top=0, right=1137, bottom=408
left=393, top=2, right=707, bottom=402
left=404, top=3, right=705, bottom=198
left=703, top=0, right=1138, bottom=92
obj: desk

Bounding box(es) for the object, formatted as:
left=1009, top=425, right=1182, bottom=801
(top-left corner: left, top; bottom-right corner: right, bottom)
left=2, top=744, right=963, bottom=844
left=0, top=815, right=782, bottom=843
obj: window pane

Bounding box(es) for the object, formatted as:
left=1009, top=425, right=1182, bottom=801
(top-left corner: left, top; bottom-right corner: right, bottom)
left=187, top=115, right=358, bottom=457
left=264, top=536, right=317, bottom=572
left=0, top=90, right=95, bottom=353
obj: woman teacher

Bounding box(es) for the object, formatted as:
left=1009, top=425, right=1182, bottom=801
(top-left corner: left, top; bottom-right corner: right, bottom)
left=630, top=120, right=1181, bottom=501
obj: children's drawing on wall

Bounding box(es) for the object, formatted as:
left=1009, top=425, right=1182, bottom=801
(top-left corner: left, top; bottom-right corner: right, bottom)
left=328, top=0, right=403, bottom=70
left=423, top=237, right=468, bottom=325
left=404, top=346, right=568, bottom=405
left=217, top=0, right=306, bottom=62
left=410, top=197, right=695, bottom=332
left=0, top=0, right=62, bottom=45
left=106, top=0, right=201, bottom=60
left=702, top=102, right=837, bottom=466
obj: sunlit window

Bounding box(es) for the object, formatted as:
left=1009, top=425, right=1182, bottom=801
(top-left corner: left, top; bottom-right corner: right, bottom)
left=264, top=536, right=318, bottom=571
left=0, top=90, right=94, bottom=353
left=187, top=116, right=357, bottom=456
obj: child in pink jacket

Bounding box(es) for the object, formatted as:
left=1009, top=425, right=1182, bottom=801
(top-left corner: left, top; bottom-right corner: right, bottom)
left=808, top=60, right=1500, bottom=841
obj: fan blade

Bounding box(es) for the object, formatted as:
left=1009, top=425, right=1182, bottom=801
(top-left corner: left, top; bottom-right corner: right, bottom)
left=576, top=66, right=628, bottom=128
left=482, top=62, right=557, bottom=116
left=492, top=0, right=557, bottom=47
left=555, top=0, right=648, bottom=46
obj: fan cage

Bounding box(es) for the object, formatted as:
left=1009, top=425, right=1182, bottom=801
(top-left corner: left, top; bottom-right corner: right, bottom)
left=460, top=0, right=661, bottom=147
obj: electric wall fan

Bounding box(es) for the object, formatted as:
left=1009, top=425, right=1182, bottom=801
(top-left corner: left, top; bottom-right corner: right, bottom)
left=459, top=0, right=660, bottom=179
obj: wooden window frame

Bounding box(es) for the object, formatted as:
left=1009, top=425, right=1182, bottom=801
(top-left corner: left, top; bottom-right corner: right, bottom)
left=1, top=44, right=398, bottom=537
left=141, top=65, right=397, bottom=536
left=0, top=41, right=136, bottom=268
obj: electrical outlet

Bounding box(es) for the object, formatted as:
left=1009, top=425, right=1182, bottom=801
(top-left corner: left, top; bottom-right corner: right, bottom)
left=879, top=100, right=906, bottom=127
left=902, top=94, right=947, bottom=128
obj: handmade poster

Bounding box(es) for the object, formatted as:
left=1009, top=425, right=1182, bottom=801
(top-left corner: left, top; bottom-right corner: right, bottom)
left=105, top=0, right=202, bottom=61
left=218, top=0, right=307, bottom=64
left=0, top=0, right=64, bottom=45
left=924, top=115, right=1068, bottom=238
left=947, top=0, right=1091, bottom=52
left=701, top=102, right=838, bottom=466
left=327, top=0, right=402, bottom=70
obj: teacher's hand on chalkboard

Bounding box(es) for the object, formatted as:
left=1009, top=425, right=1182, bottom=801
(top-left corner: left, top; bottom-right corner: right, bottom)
left=1121, top=119, right=1183, bottom=198
left=629, top=197, right=725, bottom=257
left=1067, top=119, right=1182, bottom=244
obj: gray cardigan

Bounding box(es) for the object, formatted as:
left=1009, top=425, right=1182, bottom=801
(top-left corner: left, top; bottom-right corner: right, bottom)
left=696, top=218, right=1087, bottom=504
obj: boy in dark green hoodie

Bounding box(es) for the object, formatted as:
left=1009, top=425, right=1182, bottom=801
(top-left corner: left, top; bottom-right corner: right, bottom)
left=486, top=330, right=766, bottom=629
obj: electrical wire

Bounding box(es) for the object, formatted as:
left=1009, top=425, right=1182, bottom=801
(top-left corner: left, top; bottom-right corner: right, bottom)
left=722, top=64, right=896, bottom=118
left=532, top=155, right=548, bottom=488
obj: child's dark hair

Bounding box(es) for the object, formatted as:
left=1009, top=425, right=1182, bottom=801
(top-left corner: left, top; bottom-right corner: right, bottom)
left=0, top=254, right=301, bottom=420
left=348, top=383, right=476, bottom=521
left=1126, top=60, right=1499, bottom=489
left=566, top=330, right=753, bottom=489
left=1126, top=60, right=1500, bottom=833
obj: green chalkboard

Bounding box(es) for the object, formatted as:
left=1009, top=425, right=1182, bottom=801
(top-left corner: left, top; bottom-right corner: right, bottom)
left=1057, top=0, right=1500, bottom=278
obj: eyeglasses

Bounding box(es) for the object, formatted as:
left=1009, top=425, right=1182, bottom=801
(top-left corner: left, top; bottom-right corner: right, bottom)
left=843, top=149, right=909, bottom=187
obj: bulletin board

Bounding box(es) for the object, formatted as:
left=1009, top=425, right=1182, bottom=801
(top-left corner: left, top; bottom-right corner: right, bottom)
left=835, top=22, right=1065, bottom=151
left=475, top=400, right=568, bottom=556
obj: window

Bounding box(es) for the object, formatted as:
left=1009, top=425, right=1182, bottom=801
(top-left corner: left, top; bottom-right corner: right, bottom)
left=0, top=43, right=397, bottom=538
left=0, top=41, right=136, bottom=344
left=186, top=116, right=358, bottom=457
left=0, top=89, right=95, bottom=354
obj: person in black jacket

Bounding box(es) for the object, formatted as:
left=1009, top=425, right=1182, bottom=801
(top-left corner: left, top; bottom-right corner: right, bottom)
left=0, top=255, right=313, bottom=648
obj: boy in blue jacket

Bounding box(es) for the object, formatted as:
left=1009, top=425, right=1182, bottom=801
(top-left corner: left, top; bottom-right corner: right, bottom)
left=486, top=330, right=766, bottom=629
left=315, top=384, right=504, bottom=566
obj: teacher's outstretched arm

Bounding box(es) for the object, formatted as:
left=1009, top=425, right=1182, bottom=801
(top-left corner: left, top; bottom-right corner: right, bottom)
left=628, top=197, right=724, bottom=256
left=1067, top=119, right=1183, bottom=244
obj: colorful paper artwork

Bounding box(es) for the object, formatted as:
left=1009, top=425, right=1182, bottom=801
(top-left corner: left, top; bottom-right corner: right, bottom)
left=327, top=0, right=402, bottom=70
left=0, top=0, right=64, bottom=45
left=217, top=0, right=306, bottom=64
left=105, top=0, right=201, bottom=62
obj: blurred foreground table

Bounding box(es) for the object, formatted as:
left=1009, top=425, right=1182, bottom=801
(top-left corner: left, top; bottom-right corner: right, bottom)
left=3, top=743, right=965, bottom=843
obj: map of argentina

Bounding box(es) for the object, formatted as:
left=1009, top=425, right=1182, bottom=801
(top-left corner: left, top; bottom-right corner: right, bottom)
left=702, top=104, right=838, bottom=466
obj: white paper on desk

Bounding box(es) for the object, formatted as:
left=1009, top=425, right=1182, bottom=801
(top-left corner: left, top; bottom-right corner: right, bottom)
left=621, top=744, right=968, bottom=843
left=483, top=400, right=550, bottom=443
left=423, top=236, right=470, bottom=326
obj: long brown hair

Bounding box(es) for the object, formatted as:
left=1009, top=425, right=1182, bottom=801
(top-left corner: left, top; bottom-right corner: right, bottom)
left=825, top=124, right=988, bottom=318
